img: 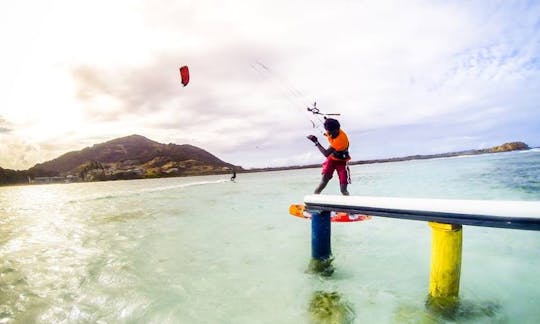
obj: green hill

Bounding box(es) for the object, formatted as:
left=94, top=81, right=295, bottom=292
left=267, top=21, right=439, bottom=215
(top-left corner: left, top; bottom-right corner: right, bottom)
left=0, top=135, right=239, bottom=184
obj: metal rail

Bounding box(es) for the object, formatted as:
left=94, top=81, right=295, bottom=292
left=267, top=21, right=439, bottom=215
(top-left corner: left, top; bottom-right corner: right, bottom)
left=304, top=195, right=540, bottom=231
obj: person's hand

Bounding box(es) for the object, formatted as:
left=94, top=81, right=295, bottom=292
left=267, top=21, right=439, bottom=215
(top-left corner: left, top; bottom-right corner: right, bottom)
left=307, top=135, right=318, bottom=144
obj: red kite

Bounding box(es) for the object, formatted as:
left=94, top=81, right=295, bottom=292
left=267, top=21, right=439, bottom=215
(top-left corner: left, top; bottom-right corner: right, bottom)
left=179, top=66, right=189, bottom=87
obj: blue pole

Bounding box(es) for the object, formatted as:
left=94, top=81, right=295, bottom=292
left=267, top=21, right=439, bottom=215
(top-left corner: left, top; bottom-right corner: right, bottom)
left=311, top=210, right=331, bottom=260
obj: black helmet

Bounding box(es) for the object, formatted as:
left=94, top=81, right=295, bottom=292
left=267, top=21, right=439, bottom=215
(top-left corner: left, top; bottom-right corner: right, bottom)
left=324, top=118, right=340, bottom=131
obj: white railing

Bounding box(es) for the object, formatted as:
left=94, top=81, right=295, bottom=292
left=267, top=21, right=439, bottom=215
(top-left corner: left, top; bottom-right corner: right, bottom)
left=304, top=195, right=540, bottom=230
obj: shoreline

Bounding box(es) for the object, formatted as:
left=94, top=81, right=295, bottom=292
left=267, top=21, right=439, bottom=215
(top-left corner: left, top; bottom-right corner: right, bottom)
left=242, top=143, right=534, bottom=174
left=0, top=142, right=533, bottom=186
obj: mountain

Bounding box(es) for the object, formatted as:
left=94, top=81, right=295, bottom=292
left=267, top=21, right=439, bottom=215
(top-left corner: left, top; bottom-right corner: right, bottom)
left=27, top=134, right=239, bottom=181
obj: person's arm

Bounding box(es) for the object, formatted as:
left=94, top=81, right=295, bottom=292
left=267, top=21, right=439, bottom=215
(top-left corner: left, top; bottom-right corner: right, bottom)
left=307, top=135, right=335, bottom=157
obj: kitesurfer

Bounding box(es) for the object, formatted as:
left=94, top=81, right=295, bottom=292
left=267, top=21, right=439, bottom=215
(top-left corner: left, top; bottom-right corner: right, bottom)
left=230, top=169, right=237, bottom=182
left=307, top=118, right=351, bottom=195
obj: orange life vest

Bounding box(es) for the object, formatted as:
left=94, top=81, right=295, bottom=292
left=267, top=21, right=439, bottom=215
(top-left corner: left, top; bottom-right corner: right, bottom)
left=326, top=129, right=351, bottom=161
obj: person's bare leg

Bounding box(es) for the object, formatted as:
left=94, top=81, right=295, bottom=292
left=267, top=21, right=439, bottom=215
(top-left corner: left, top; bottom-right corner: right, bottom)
left=314, top=174, right=332, bottom=194
left=340, top=184, right=349, bottom=196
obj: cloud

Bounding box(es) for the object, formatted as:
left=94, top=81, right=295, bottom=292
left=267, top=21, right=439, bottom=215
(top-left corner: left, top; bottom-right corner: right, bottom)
left=2, top=0, right=540, bottom=169
left=0, top=116, right=12, bottom=133
left=69, top=41, right=296, bottom=152
left=0, top=136, right=38, bottom=170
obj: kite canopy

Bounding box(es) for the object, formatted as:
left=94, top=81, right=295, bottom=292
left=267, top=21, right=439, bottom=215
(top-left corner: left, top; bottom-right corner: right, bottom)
left=179, top=66, right=190, bottom=86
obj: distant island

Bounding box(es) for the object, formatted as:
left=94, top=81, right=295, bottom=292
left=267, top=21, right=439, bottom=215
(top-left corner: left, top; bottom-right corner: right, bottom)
left=242, top=141, right=531, bottom=173
left=0, top=137, right=531, bottom=186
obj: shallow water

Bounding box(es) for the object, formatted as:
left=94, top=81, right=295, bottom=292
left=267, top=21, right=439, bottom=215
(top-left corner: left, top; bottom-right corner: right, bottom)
left=1, top=151, right=539, bottom=323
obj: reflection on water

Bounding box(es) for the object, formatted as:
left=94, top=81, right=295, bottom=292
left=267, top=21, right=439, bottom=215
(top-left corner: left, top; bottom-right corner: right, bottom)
left=308, top=257, right=335, bottom=277
left=308, top=291, right=355, bottom=324
left=425, top=295, right=502, bottom=322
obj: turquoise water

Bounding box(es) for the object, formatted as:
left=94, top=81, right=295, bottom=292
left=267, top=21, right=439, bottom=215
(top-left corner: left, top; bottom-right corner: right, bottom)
left=1, top=150, right=539, bottom=323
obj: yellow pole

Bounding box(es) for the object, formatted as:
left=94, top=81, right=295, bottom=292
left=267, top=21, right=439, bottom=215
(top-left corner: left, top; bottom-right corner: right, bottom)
left=426, top=222, right=462, bottom=315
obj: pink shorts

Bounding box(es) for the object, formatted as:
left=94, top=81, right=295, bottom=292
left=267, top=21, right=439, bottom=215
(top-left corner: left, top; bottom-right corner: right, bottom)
left=322, top=158, right=351, bottom=185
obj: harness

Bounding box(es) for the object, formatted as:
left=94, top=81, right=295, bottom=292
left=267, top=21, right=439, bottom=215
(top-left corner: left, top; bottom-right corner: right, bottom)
left=326, top=129, right=351, bottom=161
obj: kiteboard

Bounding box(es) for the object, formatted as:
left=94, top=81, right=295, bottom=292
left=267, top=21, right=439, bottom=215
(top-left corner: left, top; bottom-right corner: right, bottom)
left=289, top=204, right=372, bottom=223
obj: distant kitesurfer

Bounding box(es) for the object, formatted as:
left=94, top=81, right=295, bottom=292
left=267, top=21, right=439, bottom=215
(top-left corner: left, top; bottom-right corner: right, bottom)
left=307, top=118, right=351, bottom=195
left=231, top=169, right=237, bottom=182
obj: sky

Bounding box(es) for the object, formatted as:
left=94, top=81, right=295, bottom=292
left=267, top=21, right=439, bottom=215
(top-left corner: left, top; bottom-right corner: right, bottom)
left=1, top=0, right=539, bottom=170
